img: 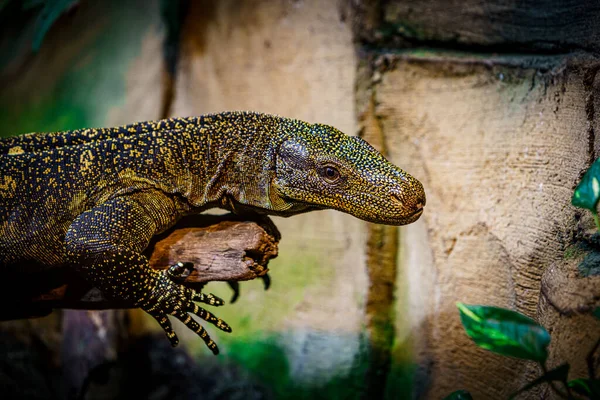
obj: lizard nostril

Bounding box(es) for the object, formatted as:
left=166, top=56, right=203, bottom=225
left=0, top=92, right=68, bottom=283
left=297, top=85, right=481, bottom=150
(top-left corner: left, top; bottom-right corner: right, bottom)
left=390, top=193, right=406, bottom=207
left=390, top=193, right=425, bottom=215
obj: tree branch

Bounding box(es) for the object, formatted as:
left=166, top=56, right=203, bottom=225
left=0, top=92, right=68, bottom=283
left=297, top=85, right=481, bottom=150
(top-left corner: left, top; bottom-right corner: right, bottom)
left=1, top=214, right=279, bottom=318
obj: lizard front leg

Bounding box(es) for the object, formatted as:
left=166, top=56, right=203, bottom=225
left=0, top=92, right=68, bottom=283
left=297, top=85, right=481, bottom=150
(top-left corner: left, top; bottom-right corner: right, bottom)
left=64, top=194, right=231, bottom=354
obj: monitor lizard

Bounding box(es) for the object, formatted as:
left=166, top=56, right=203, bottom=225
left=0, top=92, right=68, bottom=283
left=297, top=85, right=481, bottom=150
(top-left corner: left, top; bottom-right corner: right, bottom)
left=0, top=111, right=425, bottom=354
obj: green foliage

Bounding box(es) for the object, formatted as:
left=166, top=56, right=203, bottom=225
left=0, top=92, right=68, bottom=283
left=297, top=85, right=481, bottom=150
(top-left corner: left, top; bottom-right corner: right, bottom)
left=571, top=157, right=600, bottom=274
left=573, top=158, right=600, bottom=230
left=573, top=158, right=600, bottom=211
left=446, top=148, right=600, bottom=400
left=0, top=0, right=164, bottom=136
left=217, top=334, right=371, bottom=400
left=452, top=304, right=600, bottom=399
left=443, top=390, right=473, bottom=400
left=456, top=303, right=550, bottom=362
left=568, top=378, right=600, bottom=398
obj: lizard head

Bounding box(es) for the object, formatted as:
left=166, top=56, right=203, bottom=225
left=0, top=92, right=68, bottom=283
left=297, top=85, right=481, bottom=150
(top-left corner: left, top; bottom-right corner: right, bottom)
left=271, top=121, right=426, bottom=225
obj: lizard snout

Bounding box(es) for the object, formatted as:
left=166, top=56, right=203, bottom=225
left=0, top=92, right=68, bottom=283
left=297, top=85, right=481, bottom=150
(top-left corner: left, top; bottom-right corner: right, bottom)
left=388, top=177, right=426, bottom=223
left=390, top=192, right=424, bottom=215
left=411, top=201, right=425, bottom=215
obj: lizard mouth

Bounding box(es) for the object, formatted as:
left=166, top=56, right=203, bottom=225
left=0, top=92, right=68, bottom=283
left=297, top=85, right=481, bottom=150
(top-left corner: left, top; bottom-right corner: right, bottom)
left=363, top=206, right=423, bottom=226
left=394, top=207, right=423, bottom=225
left=390, top=193, right=425, bottom=218
left=408, top=208, right=423, bottom=218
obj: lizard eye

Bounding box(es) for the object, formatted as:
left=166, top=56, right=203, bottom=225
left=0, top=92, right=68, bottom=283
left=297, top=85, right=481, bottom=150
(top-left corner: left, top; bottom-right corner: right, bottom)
left=319, top=165, right=341, bottom=183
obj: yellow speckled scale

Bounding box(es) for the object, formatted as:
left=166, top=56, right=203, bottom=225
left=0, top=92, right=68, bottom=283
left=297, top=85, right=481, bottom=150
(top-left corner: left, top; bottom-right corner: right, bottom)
left=0, top=111, right=425, bottom=354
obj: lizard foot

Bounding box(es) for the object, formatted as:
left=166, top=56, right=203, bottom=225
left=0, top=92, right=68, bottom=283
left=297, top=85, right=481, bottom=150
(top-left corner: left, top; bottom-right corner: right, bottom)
left=141, top=270, right=231, bottom=355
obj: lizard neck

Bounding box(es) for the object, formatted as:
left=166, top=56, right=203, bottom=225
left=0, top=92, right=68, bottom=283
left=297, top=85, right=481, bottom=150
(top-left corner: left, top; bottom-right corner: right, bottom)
left=183, top=112, right=284, bottom=212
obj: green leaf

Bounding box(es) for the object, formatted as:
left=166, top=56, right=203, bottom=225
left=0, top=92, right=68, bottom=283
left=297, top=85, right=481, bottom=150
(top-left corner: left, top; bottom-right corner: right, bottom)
left=509, top=363, right=569, bottom=399
left=569, top=378, right=600, bottom=397
left=443, top=390, right=473, bottom=400
left=457, top=303, right=550, bottom=362
left=573, top=158, right=600, bottom=211
left=594, top=307, right=600, bottom=320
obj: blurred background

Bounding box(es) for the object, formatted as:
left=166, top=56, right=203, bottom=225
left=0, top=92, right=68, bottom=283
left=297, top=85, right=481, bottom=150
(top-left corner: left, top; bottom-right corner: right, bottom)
left=0, top=0, right=599, bottom=399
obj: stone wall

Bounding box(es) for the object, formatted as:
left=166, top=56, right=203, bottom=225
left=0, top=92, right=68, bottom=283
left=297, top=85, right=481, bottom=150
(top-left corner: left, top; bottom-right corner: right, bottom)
left=358, top=53, right=599, bottom=398
left=355, top=1, right=600, bottom=397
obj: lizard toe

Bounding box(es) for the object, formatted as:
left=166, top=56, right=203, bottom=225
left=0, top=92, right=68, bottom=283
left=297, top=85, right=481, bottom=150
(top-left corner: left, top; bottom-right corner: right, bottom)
left=192, top=290, right=226, bottom=306
left=173, top=311, right=220, bottom=355
left=147, top=309, right=180, bottom=347
left=189, top=303, right=232, bottom=333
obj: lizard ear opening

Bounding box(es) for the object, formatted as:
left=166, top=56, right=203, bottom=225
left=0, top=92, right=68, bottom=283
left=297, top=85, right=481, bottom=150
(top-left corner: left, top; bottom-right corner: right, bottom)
left=277, top=138, right=312, bottom=168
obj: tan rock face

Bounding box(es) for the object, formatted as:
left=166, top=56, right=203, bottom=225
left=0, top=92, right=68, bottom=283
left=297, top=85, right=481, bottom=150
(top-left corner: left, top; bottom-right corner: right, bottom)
left=173, top=0, right=356, bottom=135
left=364, top=55, right=596, bottom=397
left=540, top=256, right=600, bottom=379
left=172, top=0, right=369, bottom=384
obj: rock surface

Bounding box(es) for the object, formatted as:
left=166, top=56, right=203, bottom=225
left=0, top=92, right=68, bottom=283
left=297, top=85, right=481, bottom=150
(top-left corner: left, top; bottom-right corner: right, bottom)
left=357, top=52, right=598, bottom=397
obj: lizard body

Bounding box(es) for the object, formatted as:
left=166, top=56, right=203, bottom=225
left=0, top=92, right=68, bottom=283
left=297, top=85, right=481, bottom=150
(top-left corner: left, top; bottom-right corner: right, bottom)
left=0, top=111, right=425, bottom=354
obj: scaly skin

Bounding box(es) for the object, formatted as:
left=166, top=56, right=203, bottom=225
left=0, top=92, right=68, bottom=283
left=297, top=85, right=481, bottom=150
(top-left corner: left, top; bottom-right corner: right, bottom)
left=0, top=111, right=425, bottom=354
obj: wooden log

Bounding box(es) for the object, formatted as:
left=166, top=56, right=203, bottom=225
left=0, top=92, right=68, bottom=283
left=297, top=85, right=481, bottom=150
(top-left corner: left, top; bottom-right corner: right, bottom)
left=2, top=214, right=279, bottom=317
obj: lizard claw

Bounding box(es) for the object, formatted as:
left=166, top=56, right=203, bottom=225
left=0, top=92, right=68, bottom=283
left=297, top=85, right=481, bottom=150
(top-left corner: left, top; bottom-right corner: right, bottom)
left=226, top=275, right=271, bottom=304
left=261, top=273, right=271, bottom=291
left=227, top=281, right=240, bottom=303
left=167, top=261, right=194, bottom=280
